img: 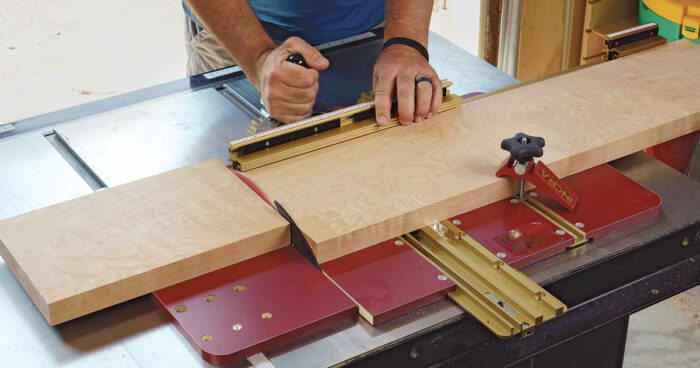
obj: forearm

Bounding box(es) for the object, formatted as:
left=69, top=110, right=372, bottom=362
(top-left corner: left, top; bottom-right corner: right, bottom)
left=384, top=0, right=433, bottom=47
left=185, top=0, right=276, bottom=87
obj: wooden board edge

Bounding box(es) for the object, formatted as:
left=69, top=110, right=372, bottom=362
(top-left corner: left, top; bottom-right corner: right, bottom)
left=46, top=224, right=290, bottom=325
left=313, top=180, right=516, bottom=263
left=0, top=237, right=51, bottom=323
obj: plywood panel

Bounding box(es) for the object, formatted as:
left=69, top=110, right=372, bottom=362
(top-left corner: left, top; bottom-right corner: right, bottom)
left=567, top=0, right=587, bottom=68
left=481, top=0, right=502, bottom=65
left=248, top=40, right=700, bottom=263
left=0, top=158, right=289, bottom=325
left=516, top=0, right=567, bottom=81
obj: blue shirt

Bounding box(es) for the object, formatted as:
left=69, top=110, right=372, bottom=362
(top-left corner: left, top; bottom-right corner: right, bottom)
left=184, top=1, right=386, bottom=45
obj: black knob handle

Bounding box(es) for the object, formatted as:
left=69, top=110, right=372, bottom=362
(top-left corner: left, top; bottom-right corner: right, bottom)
left=500, top=133, right=545, bottom=163
left=286, top=54, right=308, bottom=68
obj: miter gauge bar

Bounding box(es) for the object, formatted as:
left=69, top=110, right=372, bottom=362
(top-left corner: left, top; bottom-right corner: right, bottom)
left=228, top=79, right=462, bottom=171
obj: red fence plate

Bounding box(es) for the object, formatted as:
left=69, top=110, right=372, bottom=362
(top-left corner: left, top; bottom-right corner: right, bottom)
left=152, top=247, right=357, bottom=366
left=322, top=238, right=456, bottom=325
left=528, top=164, right=661, bottom=239
left=450, top=198, right=575, bottom=269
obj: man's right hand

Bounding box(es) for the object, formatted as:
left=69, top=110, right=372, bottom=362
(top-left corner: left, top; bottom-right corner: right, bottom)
left=253, top=37, right=329, bottom=123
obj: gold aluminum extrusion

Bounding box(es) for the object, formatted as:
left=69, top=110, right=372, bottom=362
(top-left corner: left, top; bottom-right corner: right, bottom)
left=405, top=220, right=567, bottom=338
left=603, top=23, right=667, bottom=61
left=520, top=193, right=588, bottom=247
left=229, top=80, right=462, bottom=171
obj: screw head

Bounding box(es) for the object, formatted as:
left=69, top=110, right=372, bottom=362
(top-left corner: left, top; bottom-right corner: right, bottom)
left=452, top=219, right=462, bottom=225
left=651, top=289, right=659, bottom=295
left=233, top=285, right=246, bottom=292
left=556, top=230, right=566, bottom=236
left=510, top=199, right=520, bottom=204
left=529, top=192, right=538, bottom=198
left=232, top=323, right=242, bottom=331
left=438, top=274, right=448, bottom=281
left=497, top=252, right=506, bottom=259
left=575, top=222, right=585, bottom=228
left=508, top=230, right=522, bottom=240
left=394, top=240, right=404, bottom=246
left=265, top=141, right=270, bottom=146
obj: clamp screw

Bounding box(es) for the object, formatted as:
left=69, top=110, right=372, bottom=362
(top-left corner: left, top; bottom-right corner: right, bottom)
left=452, top=219, right=462, bottom=225
left=497, top=252, right=507, bottom=259
left=510, top=199, right=520, bottom=205
left=555, top=230, right=566, bottom=236
left=575, top=222, right=585, bottom=228
left=395, top=240, right=404, bottom=246
left=438, top=274, right=448, bottom=281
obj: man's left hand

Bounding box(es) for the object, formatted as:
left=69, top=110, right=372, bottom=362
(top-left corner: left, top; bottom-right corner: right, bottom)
left=373, top=44, right=441, bottom=126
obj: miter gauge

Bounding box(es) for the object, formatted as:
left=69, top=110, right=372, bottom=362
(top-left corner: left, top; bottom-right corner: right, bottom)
left=229, top=79, right=462, bottom=171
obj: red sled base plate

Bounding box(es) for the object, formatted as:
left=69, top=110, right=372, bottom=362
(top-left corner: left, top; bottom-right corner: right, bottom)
left=323, top=237, right=457, bottom=325
left=527, top=164, right=661, bottom=240
left=152, top=246, right=357, bottom=366
left=449, top=198, right=575, bottom=269
left=450, top=164, right=661, bottom=269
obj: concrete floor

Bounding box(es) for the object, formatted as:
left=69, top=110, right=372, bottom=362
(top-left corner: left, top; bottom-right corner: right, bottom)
left=0, top=0, right=186, bottom=124
left=0, top=1, right=698, bottom=367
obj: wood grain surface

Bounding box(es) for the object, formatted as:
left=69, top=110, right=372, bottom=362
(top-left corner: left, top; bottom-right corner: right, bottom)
left=0, top=158, right=289, bottom=325
left=248, top=40, right=700, bottom=263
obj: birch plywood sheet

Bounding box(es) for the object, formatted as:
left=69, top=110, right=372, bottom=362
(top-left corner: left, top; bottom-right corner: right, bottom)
left=248, top=40, right=700, bottom=263
left=0, top=158, right=289, bottom=325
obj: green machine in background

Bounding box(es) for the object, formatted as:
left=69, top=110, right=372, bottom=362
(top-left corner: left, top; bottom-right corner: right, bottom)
left=640, top=0, right=700, bottom=44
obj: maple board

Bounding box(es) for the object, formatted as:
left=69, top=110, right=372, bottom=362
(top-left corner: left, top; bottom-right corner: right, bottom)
left=248, top=40, right=700, bottom=263
left=0, top=158, right=289, bottom=325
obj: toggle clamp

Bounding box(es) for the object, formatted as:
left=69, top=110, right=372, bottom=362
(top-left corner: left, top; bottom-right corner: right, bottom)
left=495, top=133, right=579, bottom=212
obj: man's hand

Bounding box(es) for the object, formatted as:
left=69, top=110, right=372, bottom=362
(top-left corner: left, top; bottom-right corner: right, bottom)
left=373, top=44, right=441, bottom=126
left=374, top=0, right=436, bottom=126
left=254, top=37, right=329, bottom=123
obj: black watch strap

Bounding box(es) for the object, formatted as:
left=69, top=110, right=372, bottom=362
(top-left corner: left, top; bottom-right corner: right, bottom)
left=382, top=37, right=429, bottom=62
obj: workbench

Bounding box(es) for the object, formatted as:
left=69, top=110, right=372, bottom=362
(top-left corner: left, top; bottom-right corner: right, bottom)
left=0, top=31, right=698, bottom=368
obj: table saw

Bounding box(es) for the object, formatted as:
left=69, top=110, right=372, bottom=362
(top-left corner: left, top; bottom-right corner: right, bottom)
left=0, top=30, right=698, bottom=368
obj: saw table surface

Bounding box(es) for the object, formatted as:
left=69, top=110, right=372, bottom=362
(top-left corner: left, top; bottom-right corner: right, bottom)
left=0, top=32, right=517, bottom=367
left=0, top=31, right=698, bottom=367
